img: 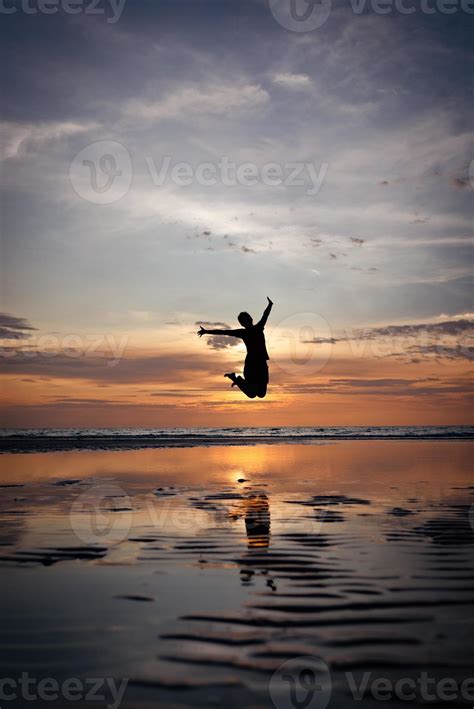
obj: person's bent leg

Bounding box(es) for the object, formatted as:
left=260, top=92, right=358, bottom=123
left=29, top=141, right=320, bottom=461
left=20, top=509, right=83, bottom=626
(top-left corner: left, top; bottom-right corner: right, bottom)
left=233, top=376, right=257, bottom=399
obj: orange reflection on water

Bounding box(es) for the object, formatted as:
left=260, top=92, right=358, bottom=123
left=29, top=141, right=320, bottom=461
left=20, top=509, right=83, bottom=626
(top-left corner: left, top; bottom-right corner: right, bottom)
left=1, top=441, right=472, bottom=496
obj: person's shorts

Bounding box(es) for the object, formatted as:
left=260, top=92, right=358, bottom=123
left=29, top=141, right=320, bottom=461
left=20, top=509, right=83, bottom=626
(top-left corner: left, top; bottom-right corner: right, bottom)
left=244, top=357, right=269, bottom=386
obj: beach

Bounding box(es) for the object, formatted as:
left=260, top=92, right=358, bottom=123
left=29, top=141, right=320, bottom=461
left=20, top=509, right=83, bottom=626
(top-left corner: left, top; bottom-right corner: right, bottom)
left=3, top=0, right=472, bottom=706
left=1, top=437, right=473, bottom=708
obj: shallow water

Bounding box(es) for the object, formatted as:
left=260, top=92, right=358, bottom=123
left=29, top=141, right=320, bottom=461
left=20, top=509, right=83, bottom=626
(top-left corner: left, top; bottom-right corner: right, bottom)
left=1, top=441, right=473, bottom=707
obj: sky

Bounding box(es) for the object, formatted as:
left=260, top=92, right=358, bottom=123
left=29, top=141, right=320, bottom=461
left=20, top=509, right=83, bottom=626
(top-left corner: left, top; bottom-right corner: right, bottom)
left=0, top=0, right=472, bottom=427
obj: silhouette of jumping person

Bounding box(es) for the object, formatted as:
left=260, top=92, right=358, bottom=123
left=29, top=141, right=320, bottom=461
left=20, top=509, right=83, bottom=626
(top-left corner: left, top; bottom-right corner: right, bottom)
left=198, top=297, right=273, bottom=399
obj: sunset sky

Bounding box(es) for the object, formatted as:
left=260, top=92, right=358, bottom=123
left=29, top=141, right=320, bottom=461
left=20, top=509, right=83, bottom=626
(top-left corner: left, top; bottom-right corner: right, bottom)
left=1, top=0, right=472, bottom=427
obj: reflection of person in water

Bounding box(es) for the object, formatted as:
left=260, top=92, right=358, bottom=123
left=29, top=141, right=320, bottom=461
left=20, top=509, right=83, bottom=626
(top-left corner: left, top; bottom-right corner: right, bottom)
left=198, top=297, right=273, bottom=399
left=235, top=492, right=276, bottom=591
left=242, top=493, right=271, bottom=550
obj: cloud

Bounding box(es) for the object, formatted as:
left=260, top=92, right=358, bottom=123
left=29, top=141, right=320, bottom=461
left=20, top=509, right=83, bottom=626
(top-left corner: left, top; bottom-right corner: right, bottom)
left=125, top=83, right=270, bottom=123
left=0, top=313, right=37, bottom=340
left=307, top=337, right=339, bottom=345
left=359, top=318, right=473, bottom=339
left=272, top=72, right=312, bottom=89
left=0, top=351, right=216, bottom=384
left=0, top=120, right=97, bottom=159
left=282, top=376, right=474, bottom=398
left=406, top=344, right=474, bottom=361
left=305, top=317, right=474, bottom=343
left=450, top=176, right=470, bottom=190
left=302, top=316, right=474, bottom=361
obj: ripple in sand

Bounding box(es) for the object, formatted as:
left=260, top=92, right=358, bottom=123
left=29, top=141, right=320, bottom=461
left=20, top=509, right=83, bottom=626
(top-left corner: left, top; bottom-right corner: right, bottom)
left=0, top=545, right=108, bottom=566
left=52, top=479, right=82, bottom=487
left=389, top=507, right=416, bottom=516
left=285, top=494, right=371, bottom=507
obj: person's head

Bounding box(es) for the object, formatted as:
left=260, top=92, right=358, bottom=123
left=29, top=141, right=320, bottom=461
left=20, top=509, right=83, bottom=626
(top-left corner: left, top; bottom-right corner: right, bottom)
left=238, top=311, right=253, bottom=328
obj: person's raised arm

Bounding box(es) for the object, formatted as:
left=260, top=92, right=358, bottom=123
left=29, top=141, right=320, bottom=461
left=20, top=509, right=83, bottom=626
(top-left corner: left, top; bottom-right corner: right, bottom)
left=257, top=297, right=273, bottom=328
left=198, top=326, right=243, bottom=338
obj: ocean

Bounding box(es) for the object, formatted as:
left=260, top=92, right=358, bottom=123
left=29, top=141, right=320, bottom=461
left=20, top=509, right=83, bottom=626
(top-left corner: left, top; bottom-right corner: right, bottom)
left=0, top=425, right=472, bottom=453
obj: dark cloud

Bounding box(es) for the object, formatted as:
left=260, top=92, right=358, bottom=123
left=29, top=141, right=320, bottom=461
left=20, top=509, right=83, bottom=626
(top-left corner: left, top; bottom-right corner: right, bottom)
left=195, top=321, right=228, bottom=328
left=149, top=391, right=197, bottom=398
left=306, top=337, right=339, bottom=345
left=0, top=313, right=37, bottom=340
left=0, top=350, right=219, bottom=383
left=451, top=176, right=470, bottom=190
left=360, top=319, right=473, bottom=339
left=407, top=344, right=474, bottom=361
left=305, top=318, right=473, bottom=342
left=282, top=377, right=474, bottom=398
left=302, top=318, right=473, bottom=361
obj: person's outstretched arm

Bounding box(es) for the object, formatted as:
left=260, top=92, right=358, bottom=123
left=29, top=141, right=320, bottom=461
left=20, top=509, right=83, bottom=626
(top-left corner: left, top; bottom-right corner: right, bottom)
left=198, top=326, right=243, bottom=338
left=257, top=297, right=273, bottom=328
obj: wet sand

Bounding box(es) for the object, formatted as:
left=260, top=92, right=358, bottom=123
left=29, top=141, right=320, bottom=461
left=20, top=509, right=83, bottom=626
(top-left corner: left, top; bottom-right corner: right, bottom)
left=0, top=441, right=473, bottom=707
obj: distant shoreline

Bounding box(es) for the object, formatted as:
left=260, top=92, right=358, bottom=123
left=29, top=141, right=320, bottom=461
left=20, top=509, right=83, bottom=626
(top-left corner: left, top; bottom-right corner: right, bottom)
left=0, top=426, right=472, bottom=453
